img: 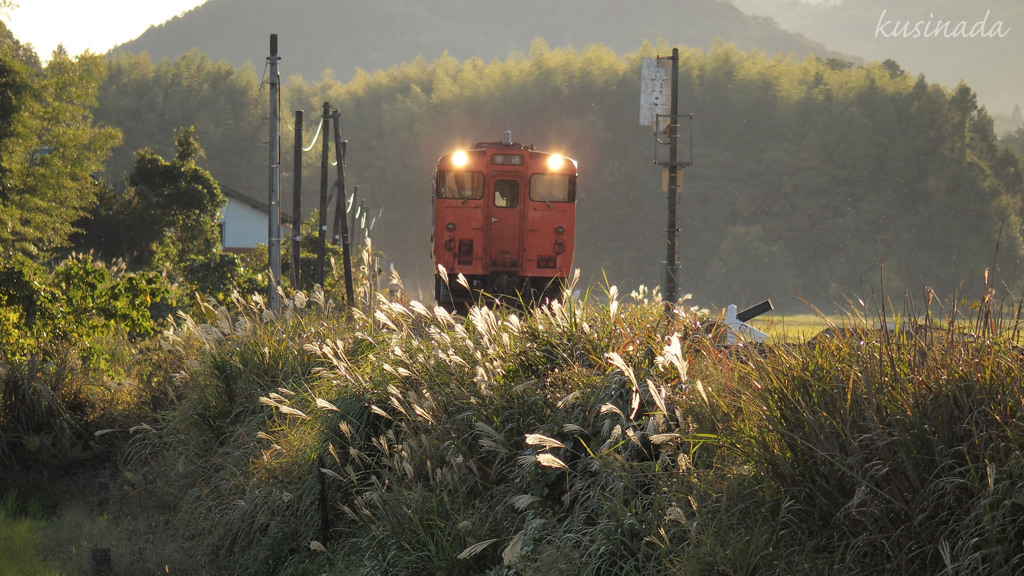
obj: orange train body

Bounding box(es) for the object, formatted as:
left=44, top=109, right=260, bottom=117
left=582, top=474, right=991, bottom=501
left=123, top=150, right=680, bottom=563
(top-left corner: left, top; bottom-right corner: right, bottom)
left=432, top=133, right=577, bottom=308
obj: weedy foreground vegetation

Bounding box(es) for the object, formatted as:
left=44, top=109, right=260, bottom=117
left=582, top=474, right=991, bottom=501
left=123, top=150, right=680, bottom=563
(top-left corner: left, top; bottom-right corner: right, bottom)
left=3, top=259, right=1024, bottom=576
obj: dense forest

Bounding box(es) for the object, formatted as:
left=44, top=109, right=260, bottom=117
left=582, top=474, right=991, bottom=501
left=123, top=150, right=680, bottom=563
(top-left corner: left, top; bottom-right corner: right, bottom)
left=3, top=10, right=1024, bottom=311
left=89, top=39, right=1024, bottom=312
left=2, top=6, right=1024, bottom=334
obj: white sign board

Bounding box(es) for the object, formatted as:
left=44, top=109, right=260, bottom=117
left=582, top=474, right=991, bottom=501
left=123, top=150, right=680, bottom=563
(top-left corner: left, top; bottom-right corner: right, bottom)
left=640, top=58, right=671, bottom=133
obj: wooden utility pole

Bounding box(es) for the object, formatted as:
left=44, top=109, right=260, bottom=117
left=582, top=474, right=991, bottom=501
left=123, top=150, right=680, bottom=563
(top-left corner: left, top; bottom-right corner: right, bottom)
left=267, top=34, right=281, bottom=312
left=317, top=101, right=330, bottom=287
left=291, top=110, right=303, bottom=290
left=331, top=110, right=355, bottom=306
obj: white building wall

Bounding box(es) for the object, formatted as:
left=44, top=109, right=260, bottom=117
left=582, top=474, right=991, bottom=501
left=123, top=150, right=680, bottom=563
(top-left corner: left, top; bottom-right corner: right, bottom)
left=221, top=199, right=267, bottom=251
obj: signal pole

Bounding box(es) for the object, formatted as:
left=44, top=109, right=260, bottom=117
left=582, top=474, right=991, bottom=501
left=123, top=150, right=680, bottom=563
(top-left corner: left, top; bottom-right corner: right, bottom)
left=665, top=47, right=680, bottom=305
left=641, top=48, right=691, bottom=307
left=267, top=34, right=281, bottom=312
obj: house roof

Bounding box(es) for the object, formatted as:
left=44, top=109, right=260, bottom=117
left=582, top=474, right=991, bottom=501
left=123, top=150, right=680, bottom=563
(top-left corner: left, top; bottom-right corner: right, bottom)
left=221, top=186, right=294, bottom=224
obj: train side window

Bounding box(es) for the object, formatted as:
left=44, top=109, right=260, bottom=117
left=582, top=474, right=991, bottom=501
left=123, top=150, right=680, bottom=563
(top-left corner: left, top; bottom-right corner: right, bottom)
left=436, top=170, right=483, bottom=199
left=530, top=174, right=576, bottom=203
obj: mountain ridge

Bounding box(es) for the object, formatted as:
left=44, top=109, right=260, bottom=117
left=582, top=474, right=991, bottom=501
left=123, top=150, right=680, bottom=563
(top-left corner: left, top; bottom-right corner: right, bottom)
left=112, top=0, right=852, bottom=82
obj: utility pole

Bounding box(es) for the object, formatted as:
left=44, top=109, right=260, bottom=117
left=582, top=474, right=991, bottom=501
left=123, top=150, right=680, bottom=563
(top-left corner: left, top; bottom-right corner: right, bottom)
left=665, top=47, right=680, bottom=305
left=331, top=110, right=355, bottom=306
left=317, top=101, right=330, bottom=287
left=291, top=110, right=303, bottom=290
left=642, top=49, right=693, bottom=310
left=267, top=34, right=281, bottom=312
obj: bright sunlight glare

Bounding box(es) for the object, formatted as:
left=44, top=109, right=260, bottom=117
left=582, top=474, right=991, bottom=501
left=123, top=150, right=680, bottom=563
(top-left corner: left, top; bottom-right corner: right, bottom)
left=3, top=0, right=207, bottom=62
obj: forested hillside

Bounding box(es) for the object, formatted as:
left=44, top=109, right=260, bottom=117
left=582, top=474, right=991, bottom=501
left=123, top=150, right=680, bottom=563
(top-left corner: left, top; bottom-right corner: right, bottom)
left=113, top=0, right=845, bottom=84
left=94, top=42, right=1024, bottom=311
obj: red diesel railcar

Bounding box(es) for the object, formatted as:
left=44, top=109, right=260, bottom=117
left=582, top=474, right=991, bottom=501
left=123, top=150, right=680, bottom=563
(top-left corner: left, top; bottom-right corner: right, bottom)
left=432, top=132, right=578, bottom=308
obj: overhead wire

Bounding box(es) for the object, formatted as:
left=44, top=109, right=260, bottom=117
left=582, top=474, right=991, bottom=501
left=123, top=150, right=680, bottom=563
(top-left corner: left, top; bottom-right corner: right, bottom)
left=252, top=60, right=270, bottom=122
left=254, top=55, right=329, bottom=154
left=249, top=45, right=356, bottom=230
left=254, top=57, right=344, bottom=196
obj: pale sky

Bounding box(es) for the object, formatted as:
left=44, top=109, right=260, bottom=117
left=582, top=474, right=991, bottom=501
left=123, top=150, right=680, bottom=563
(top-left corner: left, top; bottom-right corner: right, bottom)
left=3, top=0, right=207, bottom=62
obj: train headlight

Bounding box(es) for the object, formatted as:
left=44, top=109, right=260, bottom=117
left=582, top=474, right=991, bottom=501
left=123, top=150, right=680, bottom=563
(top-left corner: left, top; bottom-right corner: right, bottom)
left=555, top=226, right=565, bottom=235
left=452, top=150, right=468, bottom=168
left=546, top=154, right=565, bottom=170
left=446, top=222, right=456, bottom=232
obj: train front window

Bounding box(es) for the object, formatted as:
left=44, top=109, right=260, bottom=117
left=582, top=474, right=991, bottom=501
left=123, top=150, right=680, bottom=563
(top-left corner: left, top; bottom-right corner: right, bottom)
left=493, top=180, right=519, bottom=208
left=436, top=170, right=484, bottom=199
left=530, top=174, right=576, bottom=203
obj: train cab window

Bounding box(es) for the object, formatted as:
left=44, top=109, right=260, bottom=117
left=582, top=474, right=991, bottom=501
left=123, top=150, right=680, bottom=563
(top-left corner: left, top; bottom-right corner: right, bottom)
left=530, top=174, right=576, bottom=203
left=493, top=180, right=519, bottom=208
left=436, top=171, right=484, bottom=199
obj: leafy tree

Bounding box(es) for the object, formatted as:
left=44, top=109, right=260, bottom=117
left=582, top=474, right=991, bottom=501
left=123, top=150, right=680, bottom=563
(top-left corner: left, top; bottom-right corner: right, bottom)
left=0, top=23, right=31, bottom=194
left=83, top=126, right=224, bottom=269
left=1003, top=127, right=1024, bottom=157
left=0, top=34, right=120, bottom=260
left=80, top=126, right=270, bottom=303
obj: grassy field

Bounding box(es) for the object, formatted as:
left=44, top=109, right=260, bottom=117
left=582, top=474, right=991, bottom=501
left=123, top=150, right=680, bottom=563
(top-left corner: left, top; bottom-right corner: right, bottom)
left=749, top=312, right=833, bottom=342
left=0, top=496, right=60, bottom=576
left=4, top=276, right=1024, bottom=575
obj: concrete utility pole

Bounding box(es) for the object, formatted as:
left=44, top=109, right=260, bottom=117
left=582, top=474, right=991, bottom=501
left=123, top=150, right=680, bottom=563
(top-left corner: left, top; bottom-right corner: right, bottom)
left=267, top=34, right=281, bottom=312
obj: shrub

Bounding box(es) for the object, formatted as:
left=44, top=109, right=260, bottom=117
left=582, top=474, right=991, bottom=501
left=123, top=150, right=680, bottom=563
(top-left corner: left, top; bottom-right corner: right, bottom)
left=0, top=254, right=175, bottom=468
